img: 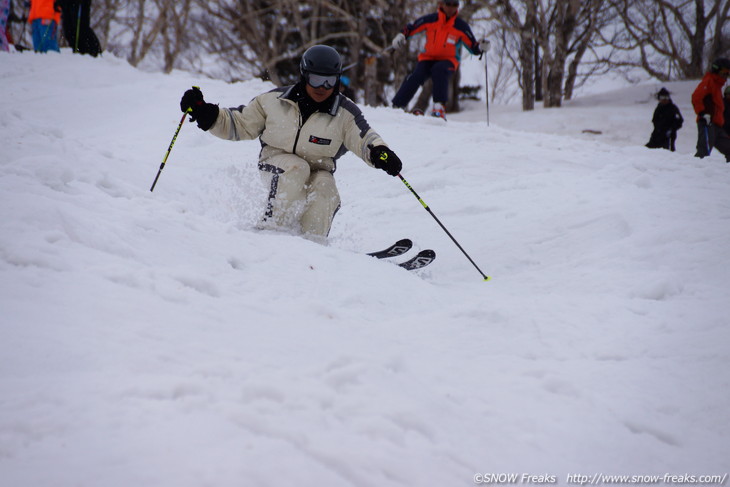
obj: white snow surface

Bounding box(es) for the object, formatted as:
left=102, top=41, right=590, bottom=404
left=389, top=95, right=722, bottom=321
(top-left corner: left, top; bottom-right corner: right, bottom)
left=1, top=51, right=729, bottom=486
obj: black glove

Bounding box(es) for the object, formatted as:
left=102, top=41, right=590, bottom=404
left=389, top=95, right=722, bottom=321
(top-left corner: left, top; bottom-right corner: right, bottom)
left=369, top=145, right=402, bottom=176
left=180, top=87, right=219, bottom=131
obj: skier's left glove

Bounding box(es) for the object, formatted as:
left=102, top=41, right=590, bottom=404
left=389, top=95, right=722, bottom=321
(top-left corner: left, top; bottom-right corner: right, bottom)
left=477, top=39, right=491, bottom=54
left=180, top=87, right=219, bottom=131
left=369, top=145, right=402, bottom=177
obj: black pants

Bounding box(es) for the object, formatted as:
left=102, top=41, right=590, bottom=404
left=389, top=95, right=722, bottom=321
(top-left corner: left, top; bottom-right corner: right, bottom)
left=59, top=0, right=101, bottom=57
left=695, top=121, right=730, bottom=162
left=392, top=60, right=454, bottom=108
left=646, top=129, right=677, bottom=151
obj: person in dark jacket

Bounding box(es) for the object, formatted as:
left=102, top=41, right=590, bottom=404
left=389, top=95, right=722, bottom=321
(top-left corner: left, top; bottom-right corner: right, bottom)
left=645, top=87, right=683, bottom=151
left=692, top=58, right=730, bottom=162
left=55, top=0, right=101, bottom=56
left=339, top=75, right=357, bottom=102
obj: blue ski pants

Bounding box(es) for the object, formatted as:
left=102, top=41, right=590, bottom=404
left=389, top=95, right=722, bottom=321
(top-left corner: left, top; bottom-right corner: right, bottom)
left=392, top=60, right=455, bottom=109
left=31, top=19, right=60, bottom=53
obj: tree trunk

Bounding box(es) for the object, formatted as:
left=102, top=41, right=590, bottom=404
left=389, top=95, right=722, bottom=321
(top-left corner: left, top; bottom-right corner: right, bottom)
left=520, top=0, right=537, bottom=110
left=519, top=31, right=535, bottom=110
left=364, top=55, right=378, bottom=106
left=544, top=0, right=580, bottom=107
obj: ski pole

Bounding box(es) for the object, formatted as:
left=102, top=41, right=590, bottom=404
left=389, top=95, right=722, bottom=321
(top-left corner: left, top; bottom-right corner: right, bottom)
left=39, top=20, right=51, bottom=51
left=483, top=40, right=491, bottom=126
left=398, top=174, right=490, bottom=281
left=704, top=124, right=712, bottom=155
left=74, top=4, right=81, bottom=53
left=18, top=3, right=30, bottom=48
left=150, top=89, right=196, bottom=192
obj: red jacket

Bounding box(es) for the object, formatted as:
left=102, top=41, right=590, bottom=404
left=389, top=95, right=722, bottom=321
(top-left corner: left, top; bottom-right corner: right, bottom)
left=402, top=8, right=480, bottom=69
left=29, top=0, right=61, bottom=23
left=691, top=72, right=727, bottom=126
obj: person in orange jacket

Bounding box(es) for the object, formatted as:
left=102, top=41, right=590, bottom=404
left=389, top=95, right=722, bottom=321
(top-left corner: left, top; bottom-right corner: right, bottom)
left=391, top=0, right=485, bottom=120
left=29, top=0, right=60, bottom=52
left=722, top=85, right=730, bottom=135
left=692, top=58, right=730, bottom=162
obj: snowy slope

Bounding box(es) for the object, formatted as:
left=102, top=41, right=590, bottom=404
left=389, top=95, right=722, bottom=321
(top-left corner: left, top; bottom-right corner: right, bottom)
left=1, top=51, right=729, bottom=487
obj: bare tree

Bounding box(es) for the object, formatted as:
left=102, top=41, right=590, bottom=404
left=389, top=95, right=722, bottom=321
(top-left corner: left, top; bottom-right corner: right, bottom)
left=159, top=0, right=193, bottom=72
left=535, top=0, right=610, bottom=107
left=563, top=1, right=613, bottom=100
left=485, top=0, right=538, bottom=110
left=603, top=0, right=730, bottom=80
left=483, top=0, right=609, bottom=109
left=489, top=30, right=521, bottom=103
left=536, top=0, right=582, bottom=107
left=195, top=0, right=415, bottom=101
left=125, top=0, right=165, bottom=67
left=92, top=0, right=120, bottom=46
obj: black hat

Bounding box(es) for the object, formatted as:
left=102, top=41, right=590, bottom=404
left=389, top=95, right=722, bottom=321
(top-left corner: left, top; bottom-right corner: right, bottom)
left=657, top=88, right=670, bottom=100
left=300, top=45, right=342, bottom=76
left=710, top=58, right=730, bottom=74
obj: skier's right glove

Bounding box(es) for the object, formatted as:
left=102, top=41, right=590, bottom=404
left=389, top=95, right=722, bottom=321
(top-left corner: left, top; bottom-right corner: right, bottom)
left=369, top=145, right=402, bottom=177
left=180, top=87, right=219, bottom=131
left=391, top=33, right=406, bottom=50
left=701, top=113, right=712, bottom=125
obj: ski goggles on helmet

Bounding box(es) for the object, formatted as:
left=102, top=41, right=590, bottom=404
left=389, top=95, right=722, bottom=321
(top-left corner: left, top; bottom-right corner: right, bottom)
left=443, top=0, right=459, bottom=6
left=305, top=72, right=339, bottom=89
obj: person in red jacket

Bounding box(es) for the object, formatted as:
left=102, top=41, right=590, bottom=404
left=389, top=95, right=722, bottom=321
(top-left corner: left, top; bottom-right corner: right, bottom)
left=722, top=85, right=730, bottom=135
left=29, top=0, right=60, bottom=52
left=692, top=58, right=730, bottom=162
left=391, top=0, right=485, bottom=120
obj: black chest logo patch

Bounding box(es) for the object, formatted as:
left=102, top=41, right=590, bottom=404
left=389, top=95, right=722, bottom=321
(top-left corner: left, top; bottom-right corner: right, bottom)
left=309, top=135, right=332, bottom=145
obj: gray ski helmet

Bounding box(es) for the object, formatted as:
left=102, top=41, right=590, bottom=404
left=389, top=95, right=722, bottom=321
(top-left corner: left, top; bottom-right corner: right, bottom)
left=300, top=45, right=343, bottom=76
left=710, top=58, right=730, bottom=73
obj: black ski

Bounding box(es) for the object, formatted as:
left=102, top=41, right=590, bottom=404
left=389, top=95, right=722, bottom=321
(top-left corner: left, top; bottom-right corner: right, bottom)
left=367, top=239, right=413, bottom=259
left=366, top=239, right=436, bottom=271
left=398, top=249, right=436, bottom=270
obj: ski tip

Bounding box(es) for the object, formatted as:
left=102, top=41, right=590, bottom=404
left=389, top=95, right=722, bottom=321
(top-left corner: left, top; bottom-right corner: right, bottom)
left=398, top=249, right=436, bottom=271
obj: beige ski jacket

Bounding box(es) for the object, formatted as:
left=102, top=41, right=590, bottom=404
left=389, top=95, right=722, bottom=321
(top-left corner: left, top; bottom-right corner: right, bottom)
left=209, top=85, right=387, bottom=173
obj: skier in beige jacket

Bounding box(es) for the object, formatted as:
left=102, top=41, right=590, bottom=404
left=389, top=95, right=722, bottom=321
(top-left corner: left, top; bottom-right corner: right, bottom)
left=180, top=45, right=402, bottom=240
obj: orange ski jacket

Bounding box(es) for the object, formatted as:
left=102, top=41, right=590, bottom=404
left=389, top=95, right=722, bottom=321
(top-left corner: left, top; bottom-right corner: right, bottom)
left=401, top=8, right=481, bottom=70
left=29, top=0, right=60, bottom=23
left=691, top=72, right=727, bottom=127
